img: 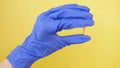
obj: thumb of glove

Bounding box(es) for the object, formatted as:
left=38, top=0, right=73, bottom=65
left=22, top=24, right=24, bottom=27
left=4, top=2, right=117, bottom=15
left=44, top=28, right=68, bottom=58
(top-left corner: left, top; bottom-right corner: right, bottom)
left=60, top=34, right=91, bottom=45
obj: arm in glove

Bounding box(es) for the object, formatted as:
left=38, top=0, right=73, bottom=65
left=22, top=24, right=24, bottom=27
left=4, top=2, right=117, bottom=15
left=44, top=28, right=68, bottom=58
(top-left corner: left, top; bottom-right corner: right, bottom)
left=7, top=4, right=94, bottom=68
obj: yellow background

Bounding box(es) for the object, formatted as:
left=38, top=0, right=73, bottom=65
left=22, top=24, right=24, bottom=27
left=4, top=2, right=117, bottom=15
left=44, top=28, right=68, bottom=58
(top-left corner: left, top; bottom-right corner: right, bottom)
left=0, top=0, right=120, bottom=68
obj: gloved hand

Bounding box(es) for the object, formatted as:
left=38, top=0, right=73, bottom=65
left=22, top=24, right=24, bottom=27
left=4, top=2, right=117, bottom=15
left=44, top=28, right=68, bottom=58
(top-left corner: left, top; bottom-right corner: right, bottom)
left=7, top=4, right=94, bottom=68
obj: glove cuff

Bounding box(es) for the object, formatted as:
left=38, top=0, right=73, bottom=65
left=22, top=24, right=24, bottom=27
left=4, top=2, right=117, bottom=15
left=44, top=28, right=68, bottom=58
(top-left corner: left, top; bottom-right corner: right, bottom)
left=7, top=46, right=39, bottom=68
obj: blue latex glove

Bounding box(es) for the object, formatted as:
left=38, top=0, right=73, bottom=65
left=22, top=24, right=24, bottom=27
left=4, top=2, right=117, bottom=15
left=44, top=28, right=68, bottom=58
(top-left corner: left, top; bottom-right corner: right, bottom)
left=7, top=4, right=94, bottom=68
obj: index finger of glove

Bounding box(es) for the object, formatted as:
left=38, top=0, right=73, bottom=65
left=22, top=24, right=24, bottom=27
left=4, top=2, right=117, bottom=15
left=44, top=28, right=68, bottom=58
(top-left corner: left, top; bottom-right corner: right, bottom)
left=56, top=19, right=94, bottom=31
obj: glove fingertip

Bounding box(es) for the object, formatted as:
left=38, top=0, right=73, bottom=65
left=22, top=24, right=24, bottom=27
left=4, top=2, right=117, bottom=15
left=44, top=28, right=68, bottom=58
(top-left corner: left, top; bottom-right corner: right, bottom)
left=81, top=35, right=91, bottom=42
left=87, top=20, right=94, bottom=26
